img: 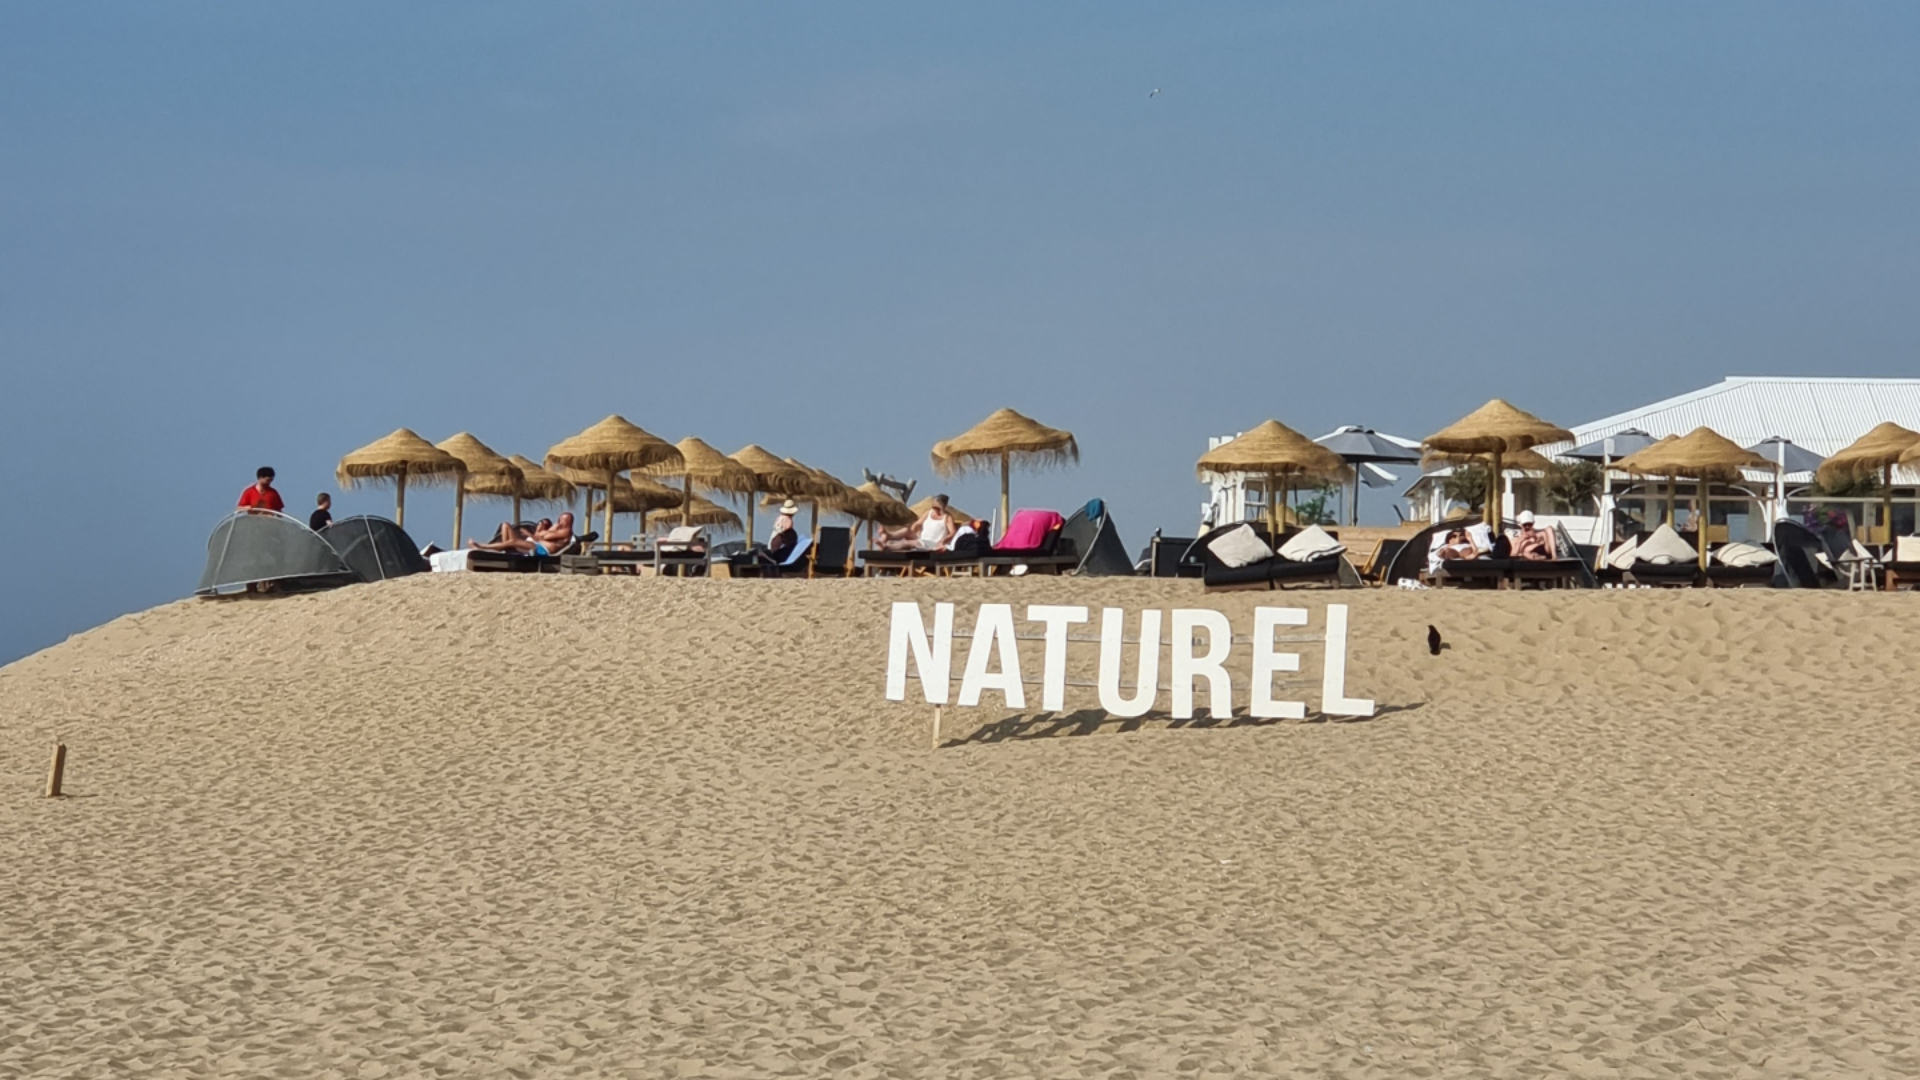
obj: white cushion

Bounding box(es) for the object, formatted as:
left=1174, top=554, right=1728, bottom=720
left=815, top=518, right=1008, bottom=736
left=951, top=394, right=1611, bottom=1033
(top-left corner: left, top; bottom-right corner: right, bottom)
left=1278, top=524, right=1346, bottom=563
left=658, top=525, right=705, bottom=553
left=1635, top=524, right=1696, bottom=566
left=1897, top=536, right=1920, bottom=563
left=1713, top=540, right=1777, bottom=568
left=1605, top=535, right=1640, bottom=571
left=1209, top=525, right=1273, bottom=569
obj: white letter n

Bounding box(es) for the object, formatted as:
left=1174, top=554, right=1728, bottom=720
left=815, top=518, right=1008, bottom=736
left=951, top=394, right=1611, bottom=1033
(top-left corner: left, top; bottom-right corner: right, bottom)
left=886, top=601, right=952, bottom=704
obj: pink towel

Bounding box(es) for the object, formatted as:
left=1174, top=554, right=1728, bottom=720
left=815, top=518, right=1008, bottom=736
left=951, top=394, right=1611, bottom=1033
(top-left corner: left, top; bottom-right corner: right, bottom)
left=997, top=509, right=1063, bottom=550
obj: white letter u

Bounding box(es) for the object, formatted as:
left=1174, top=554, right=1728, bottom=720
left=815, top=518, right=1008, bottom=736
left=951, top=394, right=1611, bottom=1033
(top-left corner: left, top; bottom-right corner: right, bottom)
left=1098, top=607, right=1161, bottom=718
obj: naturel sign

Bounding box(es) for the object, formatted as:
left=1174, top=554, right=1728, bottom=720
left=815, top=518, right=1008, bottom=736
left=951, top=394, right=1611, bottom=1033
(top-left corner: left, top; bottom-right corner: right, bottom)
left=885, top=602, right=1374, bottom=720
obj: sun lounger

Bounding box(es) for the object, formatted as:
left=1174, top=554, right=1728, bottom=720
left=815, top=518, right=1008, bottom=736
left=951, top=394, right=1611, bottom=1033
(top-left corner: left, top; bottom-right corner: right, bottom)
left=760, top=529, right=852, bottom=578
left=1196, top=523, right=1356, bottom=592
left=858, top=547, right=940, bottom=577
left=933, top=512, right=1076, bottom=577
left=731, top=535, right=812, bottom=578
left=464, top=532, right=598, bottom=573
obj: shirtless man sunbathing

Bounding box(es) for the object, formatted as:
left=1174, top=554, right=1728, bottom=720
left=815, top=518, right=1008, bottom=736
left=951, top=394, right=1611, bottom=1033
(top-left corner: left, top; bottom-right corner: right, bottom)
left=470, top=512, right=575, bottom=556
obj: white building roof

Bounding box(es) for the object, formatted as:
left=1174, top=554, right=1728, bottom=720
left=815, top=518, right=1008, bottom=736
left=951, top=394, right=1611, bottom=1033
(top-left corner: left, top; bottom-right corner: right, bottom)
left=1565, top=375, right=1920, bottom=458
left=1557, top=375, right=1920, bottom=485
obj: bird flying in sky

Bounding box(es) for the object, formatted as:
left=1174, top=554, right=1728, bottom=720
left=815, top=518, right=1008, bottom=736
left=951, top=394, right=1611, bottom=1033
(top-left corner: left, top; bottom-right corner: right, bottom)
left=1148, top=88, right=1160, bottom=98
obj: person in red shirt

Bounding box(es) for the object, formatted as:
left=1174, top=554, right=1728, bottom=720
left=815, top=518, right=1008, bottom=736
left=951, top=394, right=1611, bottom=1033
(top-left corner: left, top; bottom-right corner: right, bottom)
left=238, top=467, right=285, bottom=513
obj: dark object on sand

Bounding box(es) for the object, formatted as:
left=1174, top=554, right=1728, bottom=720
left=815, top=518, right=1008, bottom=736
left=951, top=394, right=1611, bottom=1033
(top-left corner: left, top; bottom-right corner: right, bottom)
left=195, top=510, right=360, bottom=597
left=1427, top=625, right=1443, bottom=656
left=320, top=515, right=430, bottom=584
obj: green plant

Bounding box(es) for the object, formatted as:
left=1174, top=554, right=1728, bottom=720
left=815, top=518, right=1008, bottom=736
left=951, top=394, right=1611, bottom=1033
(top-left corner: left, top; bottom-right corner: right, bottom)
left=1442, top=464, right=1489, bottom=512
left=1810, top=471, right=1882, bottom=499
left=1543, top=460, right=1603, bottom=514
left=1289, top=481, right=1340, bottom=527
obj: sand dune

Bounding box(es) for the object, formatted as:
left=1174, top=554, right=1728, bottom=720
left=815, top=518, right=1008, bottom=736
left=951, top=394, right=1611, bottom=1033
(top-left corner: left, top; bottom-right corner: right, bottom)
left=5, top=576, right=1919, bottom=1077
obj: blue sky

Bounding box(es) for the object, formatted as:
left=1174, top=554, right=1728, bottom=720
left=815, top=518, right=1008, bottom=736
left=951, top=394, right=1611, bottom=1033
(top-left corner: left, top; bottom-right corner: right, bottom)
left=3, top=3, right=1918, bottom=662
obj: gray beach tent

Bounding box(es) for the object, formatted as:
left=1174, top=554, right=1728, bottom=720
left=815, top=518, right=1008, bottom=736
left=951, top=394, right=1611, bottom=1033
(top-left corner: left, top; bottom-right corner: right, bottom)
left=1059, top=499, right=1134, bottom=576
left=195, top=511, right=360, bottom=597
left=321, top=515, right=430, bottom=583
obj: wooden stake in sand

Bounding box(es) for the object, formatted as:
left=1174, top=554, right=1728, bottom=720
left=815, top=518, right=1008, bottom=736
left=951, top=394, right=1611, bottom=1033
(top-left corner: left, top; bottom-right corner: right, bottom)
left=45, top=744, right=66, bottom=798
left=931, top=707, right=943, bottom=751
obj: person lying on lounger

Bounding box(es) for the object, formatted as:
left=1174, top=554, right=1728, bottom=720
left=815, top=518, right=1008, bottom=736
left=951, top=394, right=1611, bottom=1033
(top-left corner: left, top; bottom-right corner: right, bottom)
left=1437, top=527, right=1481, bottom=562
left=877, top=494, right=955, bottom=552
left=1510, top=511, right=1556, bottom=561
left=470, top=512, right=575, bottom=556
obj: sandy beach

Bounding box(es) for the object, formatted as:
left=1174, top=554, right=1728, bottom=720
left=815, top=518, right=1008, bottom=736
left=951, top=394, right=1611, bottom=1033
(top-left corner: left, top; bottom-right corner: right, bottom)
left=5, top=576, right=1919, bottom=1077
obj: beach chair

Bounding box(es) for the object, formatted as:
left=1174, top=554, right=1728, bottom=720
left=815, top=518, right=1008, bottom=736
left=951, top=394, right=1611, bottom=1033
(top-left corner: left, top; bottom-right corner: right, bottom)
left=1883, top=536, right=1920, bottom=591
left=807, top=527, right=855, bottom=578
left=650, top=526, right=710, bottom=577
left=1149, top=535, right=1204, bottom=578
left=1362, top=538, right=1408, bottom=584
left=1197, top=523, right=1356, bottom=592
left=732, top=536, right=812, bottom=578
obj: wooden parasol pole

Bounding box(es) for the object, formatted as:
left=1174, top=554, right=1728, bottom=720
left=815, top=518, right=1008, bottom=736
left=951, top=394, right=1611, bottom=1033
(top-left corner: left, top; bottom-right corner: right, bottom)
left=603, top=466, right=617, bottom=551
left=1883, top=463, right=1895, bottom=550
left=1698, top=477, right=1710, bottom=572
left=396, top=472, right=408, bottom=530
left=1489, top=448, right=1504, bottom=529
left=999, top=453, right=1011, bottom=542
left=512, top=486, right=522, bottom=530
left=745, top=487, right=758, bottom=550
left=452, top=477, right=465, bottom=549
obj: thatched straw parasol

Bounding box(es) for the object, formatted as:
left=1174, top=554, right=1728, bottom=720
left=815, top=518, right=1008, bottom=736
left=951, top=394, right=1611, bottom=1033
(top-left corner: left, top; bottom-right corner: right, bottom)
left=1423, top=400, right=1573, bottom=528
left=766, top=459, right=861, bottom=537
left=847, top=480, right=918, bottom=548
left=645, top=436, right=755, bottom=539
left=587, top=475, right=687, bottom=540
left=652, top=492, right=743, bottom=535
left=337, top=428, right=465, bottom=531
left=1615, top=427, right=1776, bottom=569
left=464, top=454, right=577, bottom=526
left=435, top=433, right=521, bottom=548
left=854, top=481, right=918, bottom=527
left=545, top=416, right=683, bottom=550
left=932, top=408, right=1078, bottom=538
left=1822, top=422, right=1920, bottom=546
left=1197, top=420, right=1347, bottom=537
left=911, top=494, right=972, bottom=525
left=730, top=444, right=834, bottom=546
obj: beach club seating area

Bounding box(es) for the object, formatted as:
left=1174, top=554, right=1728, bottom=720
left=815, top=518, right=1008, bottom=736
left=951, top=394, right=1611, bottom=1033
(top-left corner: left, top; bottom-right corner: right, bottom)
left=202, top=402, right=1920, bottom=595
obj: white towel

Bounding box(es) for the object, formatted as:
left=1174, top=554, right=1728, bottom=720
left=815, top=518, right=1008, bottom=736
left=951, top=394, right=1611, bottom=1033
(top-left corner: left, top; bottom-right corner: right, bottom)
left=430, top=550, right=471, bottom=573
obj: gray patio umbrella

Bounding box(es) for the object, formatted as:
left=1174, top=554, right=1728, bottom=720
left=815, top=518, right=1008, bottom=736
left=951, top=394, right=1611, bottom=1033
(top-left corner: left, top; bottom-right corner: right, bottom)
left=1564, top=429, right=1657, bottom=538
left=1745, top=436, right=1826, bottom=477
left=1747, top=436, right=1827, bottom=540
left=1314, top=426, right=1421, bottom=525
left=1564, top=428, right=1658, bottom=463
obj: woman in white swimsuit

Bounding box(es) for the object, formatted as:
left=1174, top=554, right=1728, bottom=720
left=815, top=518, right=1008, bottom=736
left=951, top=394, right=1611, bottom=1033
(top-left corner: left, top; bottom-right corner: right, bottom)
left=879, top=495, right=954, bottom=552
